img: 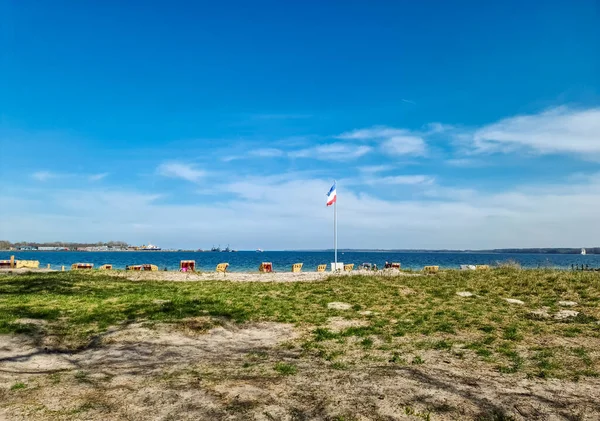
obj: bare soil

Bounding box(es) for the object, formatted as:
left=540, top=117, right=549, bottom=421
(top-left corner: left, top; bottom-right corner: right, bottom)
left=1, top=322, right=599, bottom=421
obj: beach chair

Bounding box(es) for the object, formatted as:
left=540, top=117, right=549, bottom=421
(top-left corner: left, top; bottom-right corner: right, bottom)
left=180, top=260, right=196, bottom=272
left=126, top=265, right=142, bottom=271
left=259, top=262, right=273, bottom=273
left=71, top=263, right=93, bottom=270
left=423, top=265, right=439, bottom=274
left=292, top=263, right=303, bottom=273
left=475, top=265, right=490, bottom=270
left=99, top=264, right=113, bottom=270
left=391, top=262, right=401, bottom=269
left=14, top=260, right=41, bottom=269
left=142, top=264, right=158, bottom=271
left=317, top=264, right=327, bottom=272
left=216, top=263, right=229, bottom=273
left=344, top=264, right=354, bottom=272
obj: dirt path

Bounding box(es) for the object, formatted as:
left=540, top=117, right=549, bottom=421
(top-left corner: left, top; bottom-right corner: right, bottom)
left=1, top=323, right=599, bottom=420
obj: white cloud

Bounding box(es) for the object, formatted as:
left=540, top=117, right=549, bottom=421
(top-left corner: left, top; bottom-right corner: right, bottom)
left=337, top=126, right=408, bottom=141
left=471, top=107, right=600, bottom=156
left=376, top=175, right=434, bottom=185
left=31, top=171, right=59, bottom=181
left=289, top=143, right=372, bottom=161
left=381, top=135, right=426, bottom=156
left=358, top=165, right=394, bottom=174
left=250, top=148, right=284, bottom=157
left=337, top=126, right=427, bottom=157
left=4, top=172, right=600, bottom=250
left=157, top=162, right=205, bottom=182
left=346, top=174, right=435, bottom=186
left=3, top=172, right=600, bottom=249
left=89, top=173, right=109, bottom=181
left=445, top=158, right=485, bottom=167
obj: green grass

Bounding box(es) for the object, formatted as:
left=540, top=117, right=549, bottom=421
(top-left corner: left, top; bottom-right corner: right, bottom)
left=10, top=382, right=27, bottom=391
left=0, top=269, right=599, bottom=378
left=274, top=362, right=298, bottom=375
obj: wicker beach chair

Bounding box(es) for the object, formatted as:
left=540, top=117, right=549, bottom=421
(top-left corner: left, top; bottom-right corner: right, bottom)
left=216, top=263, right=229, bottom=273
left=71, top=263, right=93, bottom=270
left=180, top=260, right=196, bottom=272
left=99, top=264, right=113, bottom=270
left=475, top=265, right=490, bottom=270
left=259, top=262, right=273, bottom=273
left=292, top=263, right=303, bottom=273
left=344, top=264, right=354, bottom=272
left=142, top=264, right=158, bottom=271
left=423, top=265, right=439, bottom=274
left=391, top=262, right=401, bottom=269
left=317, top=264, right=327, bottom=272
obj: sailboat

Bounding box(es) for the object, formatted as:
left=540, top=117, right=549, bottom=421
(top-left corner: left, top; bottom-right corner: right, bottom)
left=581, top=248, right=587, bottom=255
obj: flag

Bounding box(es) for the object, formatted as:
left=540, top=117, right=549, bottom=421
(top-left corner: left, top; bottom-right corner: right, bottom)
left=326, top=181, right=337, bottom=206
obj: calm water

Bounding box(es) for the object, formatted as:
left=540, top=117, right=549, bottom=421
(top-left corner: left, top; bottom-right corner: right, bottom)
left=1, top=251, right=599, bottom=272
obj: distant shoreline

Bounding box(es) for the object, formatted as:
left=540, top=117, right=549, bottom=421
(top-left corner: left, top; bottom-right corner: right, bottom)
left=2, top=248, right=597, bottom=254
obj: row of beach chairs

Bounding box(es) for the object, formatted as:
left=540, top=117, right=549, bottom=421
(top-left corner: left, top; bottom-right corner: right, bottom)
left=2, top=258, right=489, bottom=273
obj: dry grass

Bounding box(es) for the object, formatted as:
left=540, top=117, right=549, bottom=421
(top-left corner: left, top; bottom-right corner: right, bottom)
left=1, top=269, right=599, bottom=420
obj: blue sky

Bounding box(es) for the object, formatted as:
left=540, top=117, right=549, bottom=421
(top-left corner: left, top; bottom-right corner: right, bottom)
left=1, top=0, right=599, bottom=249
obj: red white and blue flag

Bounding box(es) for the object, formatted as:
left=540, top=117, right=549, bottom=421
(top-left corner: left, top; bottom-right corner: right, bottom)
left=326, top=181, right=337, bottom=206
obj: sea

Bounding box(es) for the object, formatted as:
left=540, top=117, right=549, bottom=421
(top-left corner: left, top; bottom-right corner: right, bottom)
left=1, top=251, right=598, bottom=272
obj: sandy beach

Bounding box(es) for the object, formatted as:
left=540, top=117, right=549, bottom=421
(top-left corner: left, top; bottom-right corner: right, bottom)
left=0, top=267, right=410, bottom=282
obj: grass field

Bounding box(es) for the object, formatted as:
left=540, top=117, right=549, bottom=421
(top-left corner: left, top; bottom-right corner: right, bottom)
left=1, top=269, right=599, bottom=420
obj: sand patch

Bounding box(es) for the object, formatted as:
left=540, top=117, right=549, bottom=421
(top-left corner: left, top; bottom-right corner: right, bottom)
left=326, top=317, right=369, bottom=333
left=505, top=298, right=525, bottom=305
left=327, top=302, right=352, bottom=310
left=554, top=310, right=579, bottom=320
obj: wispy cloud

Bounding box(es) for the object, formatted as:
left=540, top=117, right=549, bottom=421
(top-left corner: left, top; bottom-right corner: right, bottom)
left=471, top=106, right=600, bottom=156
left=157, top=162, right=205, bottom=182
left=401, top=99, right=416, bottom=105
left=250, top=148, right=284, bottom=157
left=289, top=143, right=372, bottom=161
left=31, top=171, right=60, bottom=181
left=337, top=126, right=427, bottom=157
left=89, top=173, right=109, bottom=181
left=347, top=174, right=435, bottom=186
left=358, top=165, right=394, bottom=174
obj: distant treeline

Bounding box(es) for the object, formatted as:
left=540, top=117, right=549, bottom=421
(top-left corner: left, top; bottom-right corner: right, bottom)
left=485, top=248, right=599, bottom=255
left=334, top=248, right=599, bottom=254
left=0, top=241, right=129, bottom=249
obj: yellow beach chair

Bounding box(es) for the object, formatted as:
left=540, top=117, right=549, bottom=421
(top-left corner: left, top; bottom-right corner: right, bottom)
left=292, top=263, right=303, bottom=273
left=99, top=264, right=113, bottom=270
left=344, top=264, right=354, bottom=272
left=142, top=264, right=158, bottom=271
left=423, top=265, right=439, bottom=274
left=71, top=263, right=93, bottom=270
left=15, top=260, right=40, bottom=269
left=216, top=263, right=229, bottom=273
left=126, top=265, right=142, bottom=271
left=317, top=264, right=327, bottom=272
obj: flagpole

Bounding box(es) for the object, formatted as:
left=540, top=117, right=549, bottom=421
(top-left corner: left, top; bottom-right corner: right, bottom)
left=334, top=181, right=337, bottom=267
